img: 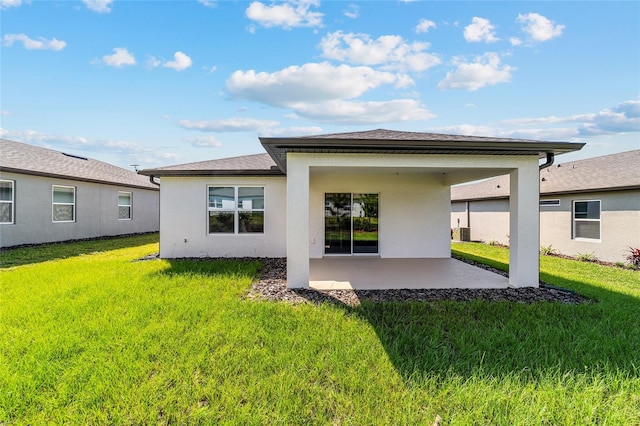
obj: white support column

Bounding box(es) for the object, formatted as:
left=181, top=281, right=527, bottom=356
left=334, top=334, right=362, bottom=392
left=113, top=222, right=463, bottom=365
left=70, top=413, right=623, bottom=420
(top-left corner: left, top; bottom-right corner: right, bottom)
left=509, top=162, right=540, bottom=287
left=286, top=157, right=310, bottom=288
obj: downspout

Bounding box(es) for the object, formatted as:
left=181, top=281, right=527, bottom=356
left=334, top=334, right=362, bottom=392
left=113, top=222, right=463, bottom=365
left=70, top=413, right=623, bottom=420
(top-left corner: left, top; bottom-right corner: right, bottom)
left=149, top=175, right=160, bottom=186
left=539, top=152, right=554, bottom=170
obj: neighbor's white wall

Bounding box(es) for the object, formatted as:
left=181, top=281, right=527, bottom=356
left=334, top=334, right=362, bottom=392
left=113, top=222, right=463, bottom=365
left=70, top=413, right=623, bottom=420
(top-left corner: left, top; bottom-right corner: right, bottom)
left=158, top=176, right=286, bottom=258
left=540, top=190, right=640, bottom=263
left=0, top=172, right=159, bottom=248
left=309, top=169, right=451, bottom=259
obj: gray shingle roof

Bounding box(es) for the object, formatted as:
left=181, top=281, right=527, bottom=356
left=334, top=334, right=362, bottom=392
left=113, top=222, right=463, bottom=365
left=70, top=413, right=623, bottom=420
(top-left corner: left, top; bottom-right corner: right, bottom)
left=451, top=149, right=640, bottom=201
left=138, top=153, right=282, bottom=177
left=139, top=128, right=585, bottom=176
left=0, top=139, right=158, bottom=190
left=301, top=128, right=543, bottom=143
left=260, top=128, right=584, bottom=172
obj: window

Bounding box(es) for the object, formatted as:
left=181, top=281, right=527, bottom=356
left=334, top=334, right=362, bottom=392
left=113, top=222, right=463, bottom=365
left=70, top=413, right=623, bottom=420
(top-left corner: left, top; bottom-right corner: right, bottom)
left=208, top=186, right=264, bottom=234
left=118, top=191, right=132, bottom=220
left=540, top=199, right=560, bottom=206
left=0, top=180, right=14, bottom=224
left=52, top=185, right=75, bottom=222
left=573, top=200, right=600, bottom=240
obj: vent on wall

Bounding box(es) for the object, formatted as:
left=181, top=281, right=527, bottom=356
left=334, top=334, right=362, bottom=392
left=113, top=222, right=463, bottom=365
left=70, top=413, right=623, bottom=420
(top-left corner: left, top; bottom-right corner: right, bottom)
left=540, top=199, right=560, bottom=207
left=62, top=152, right=88, bottom=161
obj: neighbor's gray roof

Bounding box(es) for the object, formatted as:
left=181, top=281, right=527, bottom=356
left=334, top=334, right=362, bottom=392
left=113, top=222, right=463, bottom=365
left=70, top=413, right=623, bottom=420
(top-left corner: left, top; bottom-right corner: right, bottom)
left=260, top=129, right=584, bottom=172
left=0, top=139, right=159, bottom=190
left=451, top=149, right=640, bottom=201
left=138, top=153, right=282, bottom=177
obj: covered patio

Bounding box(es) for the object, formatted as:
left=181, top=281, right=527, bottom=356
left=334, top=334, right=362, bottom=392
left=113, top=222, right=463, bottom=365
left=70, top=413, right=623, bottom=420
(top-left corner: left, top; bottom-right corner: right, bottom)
left=309, top=257, right=509, bottom=290
left=260, top=129, right=584, bottom=290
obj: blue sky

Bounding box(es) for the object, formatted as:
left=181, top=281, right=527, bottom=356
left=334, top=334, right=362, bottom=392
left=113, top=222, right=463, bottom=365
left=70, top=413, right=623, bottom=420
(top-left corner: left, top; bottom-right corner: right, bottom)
left=1, top=0, right=639, bottom=170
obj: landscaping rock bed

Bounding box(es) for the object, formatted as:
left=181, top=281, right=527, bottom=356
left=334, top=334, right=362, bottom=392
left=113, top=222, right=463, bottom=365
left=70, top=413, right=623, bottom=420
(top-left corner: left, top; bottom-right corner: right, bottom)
left=248, top=258, right=591, bottom=307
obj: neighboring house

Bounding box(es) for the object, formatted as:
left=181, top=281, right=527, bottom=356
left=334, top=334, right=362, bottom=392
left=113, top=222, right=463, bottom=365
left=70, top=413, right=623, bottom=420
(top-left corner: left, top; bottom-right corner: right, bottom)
left=451, top=150, right=640, bottom=264
left=0, top=139, right=159, bottom=248
left=139, top=129, right=583, bottom=289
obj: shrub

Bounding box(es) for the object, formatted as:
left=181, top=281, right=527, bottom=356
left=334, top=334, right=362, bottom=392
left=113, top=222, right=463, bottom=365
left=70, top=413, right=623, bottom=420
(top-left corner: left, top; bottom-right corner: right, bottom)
left=576, top=252, right=598, bottom=262
left=540, top=245, right=557, bottom=256
left=487, top=240, right=500, bottom=246
left=626, top=247, right=640, bottom=267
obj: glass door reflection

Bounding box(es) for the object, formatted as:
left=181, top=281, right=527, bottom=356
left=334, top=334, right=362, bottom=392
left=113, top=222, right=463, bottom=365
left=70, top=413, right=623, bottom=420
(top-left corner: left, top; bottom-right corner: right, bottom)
left=352, top=193, right=378, bottom=254
left=324, top=193, right=351, bottom=254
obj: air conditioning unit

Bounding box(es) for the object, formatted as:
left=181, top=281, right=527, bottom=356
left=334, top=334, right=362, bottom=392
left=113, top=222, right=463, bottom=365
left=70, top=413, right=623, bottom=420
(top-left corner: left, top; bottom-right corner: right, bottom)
left=453, top=227, right=470, bottom=242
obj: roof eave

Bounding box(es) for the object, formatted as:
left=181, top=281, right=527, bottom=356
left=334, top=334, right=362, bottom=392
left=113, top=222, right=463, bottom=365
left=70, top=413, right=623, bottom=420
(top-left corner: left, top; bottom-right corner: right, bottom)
left=259, top=137, right=585, bottom=172
left=137, top=169, right=285, bottom=177
left=0, top=166, right=159, bottom=191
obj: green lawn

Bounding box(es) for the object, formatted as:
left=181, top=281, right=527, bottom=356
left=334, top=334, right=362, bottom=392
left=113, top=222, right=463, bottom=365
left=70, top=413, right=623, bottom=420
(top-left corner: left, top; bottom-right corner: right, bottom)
left=1, top=237, right=639, bottom=424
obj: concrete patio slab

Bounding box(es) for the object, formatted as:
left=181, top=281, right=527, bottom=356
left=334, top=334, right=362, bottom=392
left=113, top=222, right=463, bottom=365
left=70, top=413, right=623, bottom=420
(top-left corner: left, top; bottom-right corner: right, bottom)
left=309, top=257, right=510, bottom=290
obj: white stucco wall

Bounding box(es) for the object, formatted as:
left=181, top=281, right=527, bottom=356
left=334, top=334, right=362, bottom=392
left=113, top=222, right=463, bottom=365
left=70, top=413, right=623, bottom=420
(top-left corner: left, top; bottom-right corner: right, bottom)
left=309, top=169, right=451, bottom=259
left=286, top=152, right=541, bottom=288
left=0, top=172, right=159, bottom=248
left=158, top=175, right=287, bottom=258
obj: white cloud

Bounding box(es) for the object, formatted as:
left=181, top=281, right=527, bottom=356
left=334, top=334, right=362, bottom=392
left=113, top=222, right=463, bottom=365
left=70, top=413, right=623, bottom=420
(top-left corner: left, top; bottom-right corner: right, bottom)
left=343, top=4, right=358, bottom=19
left=0, top=128, right=180, bottom=168
left=163, top=51, right=192, bottom=71
left=245, top=0, right=323, bottom=29
left=227, top=62, right=400, bottom=106
left=464, top=17, right=499, bottom=43
left=2, top=33, right=66, bottom=50
left=0, top=128, right=90, bottom=147
left=82, top=0, right=113, bottom=13
left=510, top=37, right=522, bottom=46
left=178, top=118, right=280, bottom=132
left=501, top=100, right=640, bottom=135
left=102, top=47, right=136, bottom=67
left=319, top=31, right=440, bottom=72
left=517, top=13, right=564, bottom=42
left=227, top=62, right=434, bottom=125
left=259, top=126, right=323, bottom=137
left=1, top=0, right=23, bottom=10
left=416, top=18, right=436, bottom=34
left=291, top=99, right=434, bottom=124
left=438, top=53, right=514, bottom=91
left=183, top=135, right=223, bottom=148
left=0, top=110, right=9, bottom=115
left=145, top=55, right=161, bottom=69
left=198, top=0, right=216, bottom=7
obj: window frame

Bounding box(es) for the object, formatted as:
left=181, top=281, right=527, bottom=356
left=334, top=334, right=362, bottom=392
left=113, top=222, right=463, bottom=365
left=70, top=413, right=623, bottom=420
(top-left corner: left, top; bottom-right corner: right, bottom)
left=118, top=191, right=133, bottom=221
left=207, top=185, right=265, bottom=235
left=572, top=199, right=601, bottom=241
left=0, top=179, right=15, bottom=225
left=52, top=185, right=76, bottom=223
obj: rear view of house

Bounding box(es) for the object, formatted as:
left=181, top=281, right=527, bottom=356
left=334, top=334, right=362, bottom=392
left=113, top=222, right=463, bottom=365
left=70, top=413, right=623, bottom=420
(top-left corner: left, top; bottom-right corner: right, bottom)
left=0, top=139, right=159, bottom=248
left=140, top=129, right=584, bottom=290
left=451, top=150, right=640, bottom=263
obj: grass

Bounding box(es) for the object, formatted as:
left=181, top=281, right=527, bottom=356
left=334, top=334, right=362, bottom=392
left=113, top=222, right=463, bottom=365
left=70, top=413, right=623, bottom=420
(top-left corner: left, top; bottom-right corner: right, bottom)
left=0, top=233, right=159, bottom=268
left=1, top=237, right=639, bottom=424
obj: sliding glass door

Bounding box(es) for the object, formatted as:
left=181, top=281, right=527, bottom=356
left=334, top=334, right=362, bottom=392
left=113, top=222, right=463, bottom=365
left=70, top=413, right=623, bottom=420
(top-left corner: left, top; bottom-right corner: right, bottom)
left=324, top=193, right=378, bottom=255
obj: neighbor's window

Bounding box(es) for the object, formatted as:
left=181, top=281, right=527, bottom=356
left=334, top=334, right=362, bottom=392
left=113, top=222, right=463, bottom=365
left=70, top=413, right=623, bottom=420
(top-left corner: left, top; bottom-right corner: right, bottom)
left=573, top=200, right=600, bottom=240
left=52, top=185, right=76, bottom=222
left=540, top=199, right=560, bottom=207
left=208, top=186, right=264, bottom=234
left=118, top=191, right=132, bottom=220
left=0, top=179, right=14, bottom=224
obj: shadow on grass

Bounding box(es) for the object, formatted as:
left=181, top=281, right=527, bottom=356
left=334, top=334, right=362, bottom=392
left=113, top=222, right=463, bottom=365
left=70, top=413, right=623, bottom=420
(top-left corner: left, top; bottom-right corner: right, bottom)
left=153, top=258, right=262, bottom=279
left=294, top=275, right=640, bottom=382
left=0, top=233, right=159, bottom=268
